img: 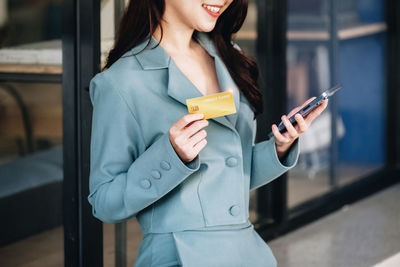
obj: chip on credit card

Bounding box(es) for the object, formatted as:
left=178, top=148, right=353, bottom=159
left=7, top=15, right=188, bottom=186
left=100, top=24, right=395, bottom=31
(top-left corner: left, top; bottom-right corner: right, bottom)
left=186, top=91, right=237, bottom=119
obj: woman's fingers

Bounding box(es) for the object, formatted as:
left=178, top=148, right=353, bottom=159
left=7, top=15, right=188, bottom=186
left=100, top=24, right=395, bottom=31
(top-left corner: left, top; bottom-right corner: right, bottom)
left=288, top=97, right=316, bottom=118
left=275, top=98, right=327, bottom=140
left=294, top=113, right=308, bottom=134
left=281, top=115, right=298, bottom=139
left=182, top=119, right=209, bottom=140
left=303, top=96, right=317, bottom=107
left=304, top=99, right=328, bottom=124
left=272, top=124, right=290, bottom=144
left=173, top=113, right=205, bottom=131
left=169, top=113, right=208, bottom=163
left=188, top=129, right=207, bottom=147
left=285, top=98, right=328, bottom=133
left=193, top=139, right=208, bottom=154
left=273, top=97, right=329, bottom=160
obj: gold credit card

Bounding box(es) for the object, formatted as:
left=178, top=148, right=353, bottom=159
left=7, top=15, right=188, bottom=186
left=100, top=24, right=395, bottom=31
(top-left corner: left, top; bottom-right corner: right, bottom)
left=186, top=91, right=237, bottom=119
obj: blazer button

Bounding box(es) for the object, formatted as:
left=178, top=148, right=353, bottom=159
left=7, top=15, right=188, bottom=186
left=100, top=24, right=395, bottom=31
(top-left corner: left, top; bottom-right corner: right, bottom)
left=151, top=170, right=161, bottom=179
left=140, top=179, right=151, bottom=189
left=229, top=205, right=240, bottom=216
left=160, top=161, right=171, bottom=170
left=226, top=156, right=238, bottom=167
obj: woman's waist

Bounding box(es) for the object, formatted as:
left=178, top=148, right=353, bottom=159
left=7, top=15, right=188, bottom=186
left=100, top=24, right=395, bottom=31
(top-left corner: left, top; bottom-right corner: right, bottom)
left=136, top=191, right=251, bottom=234
left=141, top=220, right=253, bottom=236
left=189, top=220, right=252, bottom=232
left=137, top=202, right=253, bottom=234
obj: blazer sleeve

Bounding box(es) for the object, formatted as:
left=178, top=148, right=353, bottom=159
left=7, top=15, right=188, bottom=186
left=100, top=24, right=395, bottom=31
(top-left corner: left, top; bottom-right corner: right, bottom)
left=250, top=119, right=300, bottom=191
left=87, top=74, right=200, bottom=224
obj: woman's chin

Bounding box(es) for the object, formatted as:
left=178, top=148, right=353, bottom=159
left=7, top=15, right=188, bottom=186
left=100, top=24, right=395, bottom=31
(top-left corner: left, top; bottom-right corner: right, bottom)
left=196, top=23, right=217, bottom=33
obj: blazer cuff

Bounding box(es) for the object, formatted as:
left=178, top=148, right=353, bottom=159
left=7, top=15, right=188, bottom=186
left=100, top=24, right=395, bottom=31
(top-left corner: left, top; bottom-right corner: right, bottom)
left=124, top=133, right=200, bottom=213
left=276, top=138, right=299, bottom=168
left=185, top=155, right=200, bottom=170
left=250, top=136, right=299, bottom=190
left=162, top=132, right=201, bottom=173
left=259, top=136, right=299, bottom=170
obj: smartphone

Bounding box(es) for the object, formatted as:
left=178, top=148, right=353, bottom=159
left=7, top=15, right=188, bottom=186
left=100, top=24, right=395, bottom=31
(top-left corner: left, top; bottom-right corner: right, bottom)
left=267, top=84, right=342, bottom=139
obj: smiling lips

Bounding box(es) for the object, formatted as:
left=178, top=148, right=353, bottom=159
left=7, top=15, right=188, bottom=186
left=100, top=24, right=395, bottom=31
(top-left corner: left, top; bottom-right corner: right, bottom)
left=202, top=3, right=223, bottom=18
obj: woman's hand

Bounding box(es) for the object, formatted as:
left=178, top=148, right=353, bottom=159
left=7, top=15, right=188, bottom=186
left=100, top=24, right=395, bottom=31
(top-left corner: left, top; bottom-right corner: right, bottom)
left=272, top=97, right=329, bottom=160
left=169, top=113, right=209, bottom=163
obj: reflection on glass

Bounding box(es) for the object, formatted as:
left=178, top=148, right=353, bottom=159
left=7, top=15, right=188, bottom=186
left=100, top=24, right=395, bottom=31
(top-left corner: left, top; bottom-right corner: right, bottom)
left=233, top=0, right=257, bottom=55
left=0, top=0, right=63, bottom=265
left=0, top=0, right=62, bottom=73
left=286, top=42, right=333, bottom=206
left=0, top=83, right=62, bottom=161
left=337, top=31, right=386, bottom=185
left=288, top=0, right=363, bottom=30
left=287, top=0, right=386, bottom=207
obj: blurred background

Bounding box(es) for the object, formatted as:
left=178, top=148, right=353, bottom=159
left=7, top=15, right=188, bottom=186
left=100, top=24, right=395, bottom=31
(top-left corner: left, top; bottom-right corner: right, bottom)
left=0, top=0, right=399, bottom=266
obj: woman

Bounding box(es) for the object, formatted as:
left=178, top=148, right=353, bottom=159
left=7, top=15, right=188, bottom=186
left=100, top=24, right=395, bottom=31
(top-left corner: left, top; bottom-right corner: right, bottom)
left=88, top=0, right=328, bottom=266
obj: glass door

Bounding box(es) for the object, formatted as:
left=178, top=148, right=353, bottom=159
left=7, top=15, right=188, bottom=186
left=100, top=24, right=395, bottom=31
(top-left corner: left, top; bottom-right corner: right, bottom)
left=286, top=0, right=387, bottom=207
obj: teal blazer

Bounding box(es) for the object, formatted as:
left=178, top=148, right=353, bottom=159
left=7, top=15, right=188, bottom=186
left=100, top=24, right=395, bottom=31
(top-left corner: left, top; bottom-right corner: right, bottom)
left=88, top=31, right=299, bottom=266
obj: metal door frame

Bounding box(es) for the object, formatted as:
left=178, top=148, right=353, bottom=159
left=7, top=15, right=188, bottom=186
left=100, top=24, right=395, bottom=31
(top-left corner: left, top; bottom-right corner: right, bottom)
left=62, top=0, right=102, bottom=266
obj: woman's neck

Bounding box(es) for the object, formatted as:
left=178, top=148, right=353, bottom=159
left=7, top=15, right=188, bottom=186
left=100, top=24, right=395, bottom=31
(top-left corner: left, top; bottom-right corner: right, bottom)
left=153, top=18, right=198, bottom=55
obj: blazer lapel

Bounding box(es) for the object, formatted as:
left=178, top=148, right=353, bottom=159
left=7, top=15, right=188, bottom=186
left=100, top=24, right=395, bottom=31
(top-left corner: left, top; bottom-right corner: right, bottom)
left=167, top=59, right=203, bottom=105
left=133, top=37, right=170, bottom=70
left=214, top=56, right=240, bottom=127
left=193, top=31, right=241, bottom=127
left=133, top=33, right=240, bottom=131
left=167, top=57, right=238, bottom=131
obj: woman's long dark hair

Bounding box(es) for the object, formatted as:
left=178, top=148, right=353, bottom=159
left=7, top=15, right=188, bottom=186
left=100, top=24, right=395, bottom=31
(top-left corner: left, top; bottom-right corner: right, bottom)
left=105, top=0, right=263, bottom=117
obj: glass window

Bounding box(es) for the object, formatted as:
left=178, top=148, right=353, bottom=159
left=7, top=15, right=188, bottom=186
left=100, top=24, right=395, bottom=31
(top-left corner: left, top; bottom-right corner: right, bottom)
left=286, top=0, right=386, bottom=207
left=0, top=0, right=63, bottom=265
